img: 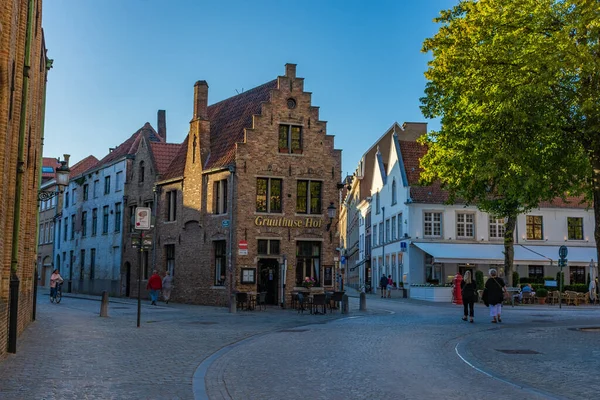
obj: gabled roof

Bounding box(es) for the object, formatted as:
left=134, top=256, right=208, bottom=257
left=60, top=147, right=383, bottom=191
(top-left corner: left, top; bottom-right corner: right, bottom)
left=149, top=142, right=182, bottom=176
left=161, top=136, right=188, bottom=181
left=69, top=155, right=99, bottom=178
left=375, top=147, right=387, bottom=186
left=160, top=79, right=277, bottom=180
left=204, top=79, right=277, bottom=170
left=96, top=123, right=163, bottom=167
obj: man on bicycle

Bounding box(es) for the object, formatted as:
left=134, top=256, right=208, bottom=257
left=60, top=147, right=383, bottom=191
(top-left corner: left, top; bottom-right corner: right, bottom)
left=50, top=269, right=64, bottom=301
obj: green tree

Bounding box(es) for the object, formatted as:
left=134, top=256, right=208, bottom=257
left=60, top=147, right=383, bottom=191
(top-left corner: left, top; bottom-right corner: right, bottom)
left=419, top=0, right=596, bottom=285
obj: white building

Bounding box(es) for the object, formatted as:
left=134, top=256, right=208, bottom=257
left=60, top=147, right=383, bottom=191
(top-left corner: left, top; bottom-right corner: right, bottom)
left=351, top=122, right=598, bottom=300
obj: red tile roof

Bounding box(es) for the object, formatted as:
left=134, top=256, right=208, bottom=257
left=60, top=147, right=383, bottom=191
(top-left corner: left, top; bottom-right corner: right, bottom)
left=150, top=142, right=182, bottom=176
left=69, top=155, right=99, bottom=178
left=205, top=79, right=277, bottom=170
left=161, top=79, right=277, bottom=180
left=97, top=123, right=163, bottom=167
left=161, top=136, right=188, bottom=181
left=399, top=140, right=589, bottom=209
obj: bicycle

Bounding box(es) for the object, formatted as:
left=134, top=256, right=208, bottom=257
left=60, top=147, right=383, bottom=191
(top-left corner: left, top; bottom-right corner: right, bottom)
left=50, top=282, right=63, bottom=304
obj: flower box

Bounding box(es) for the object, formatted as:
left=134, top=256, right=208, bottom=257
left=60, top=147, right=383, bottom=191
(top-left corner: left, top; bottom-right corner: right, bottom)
left=409, top=285, right=452, bottom=302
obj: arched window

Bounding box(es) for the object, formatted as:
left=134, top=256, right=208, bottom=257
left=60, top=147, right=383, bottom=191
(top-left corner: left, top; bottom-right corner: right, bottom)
left=139, top=161, right=145, bottom=183
left=392, top=179, right=397, bottom=205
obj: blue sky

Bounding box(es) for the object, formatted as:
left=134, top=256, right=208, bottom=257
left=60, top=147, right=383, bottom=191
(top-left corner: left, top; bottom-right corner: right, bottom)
left=42, top=0, right=453, bottom=175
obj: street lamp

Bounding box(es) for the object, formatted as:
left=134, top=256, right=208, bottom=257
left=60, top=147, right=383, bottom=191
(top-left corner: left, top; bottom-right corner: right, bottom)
left=326, top=202, right=336, bottom=231
left=38, top=155, right=70, bottom=201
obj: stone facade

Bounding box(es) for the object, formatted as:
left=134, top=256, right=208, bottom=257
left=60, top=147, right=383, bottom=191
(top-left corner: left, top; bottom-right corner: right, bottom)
left=0, top=0, right=50, bottom=357
left=152, top=64, right=342, bottom=307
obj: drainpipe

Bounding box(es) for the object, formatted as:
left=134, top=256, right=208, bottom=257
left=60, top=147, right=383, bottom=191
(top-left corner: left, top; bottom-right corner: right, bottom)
left=227, top=165, right=236, bottom=313
left=9, top=0, right=36, bottom=354
left=32, top=57, right=53, bottom=321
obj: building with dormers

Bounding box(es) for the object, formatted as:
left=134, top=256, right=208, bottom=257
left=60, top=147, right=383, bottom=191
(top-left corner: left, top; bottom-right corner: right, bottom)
left=151, top=64, right=342, bottom=307
left=353, top=123, right=597, bottom=300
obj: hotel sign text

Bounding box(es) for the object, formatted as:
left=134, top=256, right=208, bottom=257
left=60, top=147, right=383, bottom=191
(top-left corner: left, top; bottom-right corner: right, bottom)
left=254, top=216, right=323, bottom=228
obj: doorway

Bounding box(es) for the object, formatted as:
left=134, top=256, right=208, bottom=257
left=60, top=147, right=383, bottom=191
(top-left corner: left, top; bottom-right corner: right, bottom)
left=125, top=262, right=131, bottom=297
left=257, top=259, right=279, bottom=305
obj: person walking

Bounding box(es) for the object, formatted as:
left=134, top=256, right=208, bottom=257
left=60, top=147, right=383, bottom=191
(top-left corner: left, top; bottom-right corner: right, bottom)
left=146, top=270, right=162, bottom=305
left=461, top=270, right=477, bottom=323
left=380, top=274, right=388, bottom=298
left=484, top=268, right=506, bottom=323
left=162, top=271, right=173, bottom=304
left=387, top=275, right=393, bottom=298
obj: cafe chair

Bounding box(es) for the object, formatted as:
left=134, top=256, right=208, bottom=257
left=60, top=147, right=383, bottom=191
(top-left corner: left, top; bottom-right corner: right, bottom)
left=312, top=293, right=327, bottom=315
left=256, top=292, right=267, bottom=311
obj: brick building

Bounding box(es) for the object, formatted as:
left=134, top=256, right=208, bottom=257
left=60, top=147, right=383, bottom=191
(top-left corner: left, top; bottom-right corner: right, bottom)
left=149, top=64, right=342, bottom=307
left=1, top=0, right=51, bottom=356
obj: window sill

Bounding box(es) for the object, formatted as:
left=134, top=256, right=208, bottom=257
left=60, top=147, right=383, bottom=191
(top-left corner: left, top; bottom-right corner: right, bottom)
left=211, top=286, right=226, bottom=290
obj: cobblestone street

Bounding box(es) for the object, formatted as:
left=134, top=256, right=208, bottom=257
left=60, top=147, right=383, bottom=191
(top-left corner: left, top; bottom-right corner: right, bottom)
left=1, top=290, right=599, bottom=399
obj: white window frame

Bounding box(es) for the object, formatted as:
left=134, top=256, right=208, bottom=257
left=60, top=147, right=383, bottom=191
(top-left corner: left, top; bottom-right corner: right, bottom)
left=489, top=216, right=506, bottom=239
left=456, top=212, right=475, bottom=239
left=424, top=211, right=442, bottom=238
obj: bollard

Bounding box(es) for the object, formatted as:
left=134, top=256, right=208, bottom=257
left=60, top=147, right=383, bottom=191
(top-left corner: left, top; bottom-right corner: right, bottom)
left=229, top=293, right=237, bottom=314
left=341, top=294, right=349, bottom=314
left=100, top=291, right=109, bottom=317
left=359, top=292, right=367, bottom=311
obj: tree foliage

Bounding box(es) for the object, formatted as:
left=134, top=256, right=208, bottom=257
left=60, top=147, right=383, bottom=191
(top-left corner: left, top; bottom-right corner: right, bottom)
left=419, top=0, right=599, bottom=284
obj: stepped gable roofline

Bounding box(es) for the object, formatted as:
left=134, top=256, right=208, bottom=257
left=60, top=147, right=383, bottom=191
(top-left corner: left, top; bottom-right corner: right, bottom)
left=204, top=79, right=277, bottom=170
left=96, top=122, right=163, bottom=167
left=69, top=155, right=100, bottom=179
left=160, top=135, right=188, bottom=181
left=149, top=142, right=182, bottom=176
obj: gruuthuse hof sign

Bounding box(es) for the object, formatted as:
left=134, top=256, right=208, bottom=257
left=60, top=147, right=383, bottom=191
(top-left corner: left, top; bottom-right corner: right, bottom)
left=254, top=216, right=323, bottom=228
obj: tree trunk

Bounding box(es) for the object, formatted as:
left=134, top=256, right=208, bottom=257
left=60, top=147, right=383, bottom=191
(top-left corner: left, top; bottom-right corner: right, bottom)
left=592, top=155, right=600, bottom=278
left=503, top=213, right=517, bottom=287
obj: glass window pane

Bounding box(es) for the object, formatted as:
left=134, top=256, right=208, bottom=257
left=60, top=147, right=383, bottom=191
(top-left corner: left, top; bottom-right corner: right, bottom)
left=270, top=240, right=280, bottom=255
left=279, top=125, right=289, bottom=150
left=257, top=240, right=268, bottom=254
left=270, top=179, right=282, bottom=213
left=256, top=178, right=268, bottom=212
left=291, top=126, right=302, bottom=150
left=310, top=181, right=322, bottom=214
left=297, top=181, right=308, bottom=213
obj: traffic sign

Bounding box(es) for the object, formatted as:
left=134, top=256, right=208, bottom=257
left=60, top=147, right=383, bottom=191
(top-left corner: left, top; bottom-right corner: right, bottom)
left=222, top=220, right=230, bottom=228
left=559, top=245, right=568, bottom=259
left=135, top=207, right=151, bottom=230
left=238, top=240, right=248, bottom=250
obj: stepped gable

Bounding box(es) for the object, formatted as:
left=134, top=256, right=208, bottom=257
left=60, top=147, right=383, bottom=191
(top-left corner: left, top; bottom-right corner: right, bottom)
left=204, top=79, right=277, bottom=170
left=150, top=142, right=182, bottom=176
left=97, top=122, right=162, bottom=166
left=69, top=155, right=100, bottom=178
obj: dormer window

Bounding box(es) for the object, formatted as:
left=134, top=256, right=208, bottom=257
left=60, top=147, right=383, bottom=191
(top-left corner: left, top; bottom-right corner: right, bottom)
left=278, top=124, right=302, bottom=154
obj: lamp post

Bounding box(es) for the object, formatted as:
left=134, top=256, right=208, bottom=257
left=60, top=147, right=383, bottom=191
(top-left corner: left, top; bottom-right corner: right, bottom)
left=326, top=202, right=336, bottom=231
left=38, top=156, right=70, bottom=202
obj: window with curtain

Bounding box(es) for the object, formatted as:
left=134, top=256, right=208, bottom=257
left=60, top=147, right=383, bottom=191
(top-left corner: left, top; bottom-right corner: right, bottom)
left=295, top=241, right=321, bottom=286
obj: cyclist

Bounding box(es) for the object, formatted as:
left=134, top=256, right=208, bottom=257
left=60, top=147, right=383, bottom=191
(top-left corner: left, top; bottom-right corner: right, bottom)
left=50, top=269, right=64, bottom=301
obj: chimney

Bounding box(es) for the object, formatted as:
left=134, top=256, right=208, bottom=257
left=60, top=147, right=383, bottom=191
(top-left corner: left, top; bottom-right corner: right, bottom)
left=193, top=80, right=209, bottom=120
left=285, top=63, right=297, bottom=79
left=157, top=110, right=166, bottom=140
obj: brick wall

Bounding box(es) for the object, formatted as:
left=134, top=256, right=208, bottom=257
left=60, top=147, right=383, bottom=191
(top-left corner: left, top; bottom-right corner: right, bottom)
left=0, top=0, right=49, bottom=357
left=154, top=64, right=342, bottom=307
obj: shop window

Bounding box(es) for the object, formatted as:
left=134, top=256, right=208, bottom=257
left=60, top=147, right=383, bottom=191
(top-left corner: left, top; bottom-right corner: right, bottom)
left=256, top=178, right=282, bottom=213
left=526, top=215, right=543, bottom=240
left=214, top=240, right=227, bottom=286
left=296, top=180, right=322, bottom=214
left=295, top=241, right=321, bottom=286
left=570, top=266, right=585, bottom=284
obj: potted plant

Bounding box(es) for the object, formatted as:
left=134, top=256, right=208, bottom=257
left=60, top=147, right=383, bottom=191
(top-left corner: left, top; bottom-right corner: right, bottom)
left=536, top=288, right=548, bottom=305
left=302, top=276, right=315, bottom=289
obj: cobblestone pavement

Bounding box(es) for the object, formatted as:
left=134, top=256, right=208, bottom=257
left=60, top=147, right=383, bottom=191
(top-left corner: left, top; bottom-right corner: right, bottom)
left=206, top=295, right=600, bottom=400
left=0, top=291, right=356, bottom=400
left=1, top=290, right=599, bottom=399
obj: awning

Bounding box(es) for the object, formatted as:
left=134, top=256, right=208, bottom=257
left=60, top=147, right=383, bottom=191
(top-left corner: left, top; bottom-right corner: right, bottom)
left=413, top=242, right=597, bottom=266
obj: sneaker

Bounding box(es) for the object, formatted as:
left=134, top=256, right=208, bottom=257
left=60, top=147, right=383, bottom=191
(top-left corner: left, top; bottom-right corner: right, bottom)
left=462, top=316, right=467, bottom=321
